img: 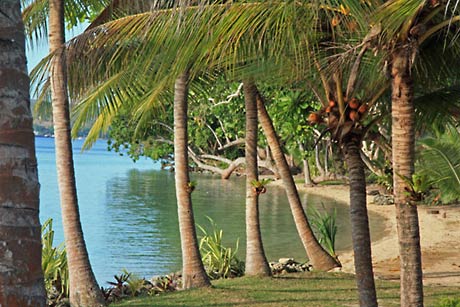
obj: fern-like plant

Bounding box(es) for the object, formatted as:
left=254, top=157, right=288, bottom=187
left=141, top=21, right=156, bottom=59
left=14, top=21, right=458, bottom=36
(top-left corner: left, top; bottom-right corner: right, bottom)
left=418, top=125, right=460, bottom=204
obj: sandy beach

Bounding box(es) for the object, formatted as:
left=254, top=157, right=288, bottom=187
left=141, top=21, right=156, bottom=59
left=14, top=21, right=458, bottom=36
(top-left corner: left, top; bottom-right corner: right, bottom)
left=299, top=184, right=460, bottom=287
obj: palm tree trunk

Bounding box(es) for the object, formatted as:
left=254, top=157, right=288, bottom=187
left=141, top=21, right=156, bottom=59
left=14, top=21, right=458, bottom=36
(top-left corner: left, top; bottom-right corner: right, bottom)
left=49, top=0, right=105, bottom=305
left=343, top=138, right=378, bottom=307
left=243, top=82, right=271, bottom=276
left=174, top=72, right=211, bottom=288
left=391, top=48, right=423, bottom=307
left=255, top=90, right=340, bottom=271
left=0, top=1, right=46, bottom=305
left=299, top=143, right=314, bottom=186
left=315, top=144, right=325, bottom=178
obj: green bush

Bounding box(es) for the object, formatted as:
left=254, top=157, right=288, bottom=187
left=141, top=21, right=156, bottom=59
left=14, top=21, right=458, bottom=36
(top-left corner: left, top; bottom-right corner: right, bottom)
left=308, top=205, right=338, bottom=258
left=198, top=217, right=245, bottom=280
left=435, top=297, right=460, bottom=307
left=42, top=218, right=69, bottom=301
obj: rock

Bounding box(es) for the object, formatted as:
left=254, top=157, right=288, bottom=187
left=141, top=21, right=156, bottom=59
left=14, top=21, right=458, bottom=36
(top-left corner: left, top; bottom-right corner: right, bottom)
left=270, top=258, right=311, bottom=275
left=373, top=194, right=394, bottom=205
left=278, top=258, right=295, bottom=265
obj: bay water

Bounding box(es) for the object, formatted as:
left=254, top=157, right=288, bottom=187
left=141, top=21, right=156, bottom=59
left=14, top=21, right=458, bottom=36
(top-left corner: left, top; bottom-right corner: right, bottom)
left=36, top=136, right=384, bottom=286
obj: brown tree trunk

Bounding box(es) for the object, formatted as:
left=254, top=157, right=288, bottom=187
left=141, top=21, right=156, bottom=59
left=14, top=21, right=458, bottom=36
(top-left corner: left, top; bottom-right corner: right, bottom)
left=174, top=72, right=211, bottom=288
left=391, top=48, right=423, bottom=307
left=0, top=1, right=46, bottom=305
left=243, top=82, right=271, bottom=276
left=299, top=143, right=314, bottom=186
left=343, top=138, right=378, bottom=307
left=49, top=0, right=105, bottom=305
left=256, top=90, right=340, bottom=271
left=315, top=144, right=325, bottom=178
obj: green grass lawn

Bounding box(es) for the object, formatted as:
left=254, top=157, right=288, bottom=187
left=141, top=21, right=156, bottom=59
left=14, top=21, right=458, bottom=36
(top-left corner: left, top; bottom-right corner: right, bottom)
left=111, top=272, right=459, bottom=307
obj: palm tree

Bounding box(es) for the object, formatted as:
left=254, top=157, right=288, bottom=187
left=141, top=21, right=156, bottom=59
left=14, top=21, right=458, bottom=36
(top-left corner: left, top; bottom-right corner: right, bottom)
left=48, top=0, right=106, bottom=305
left=255, top=88, right=341, bottom=271
left=362, top=2, right=460, bottom=305
left=173, top=71, right=211, bottom=288
left=243, top=82, right=271, bottom=276
left=0, top=0, right=46, bottom=304
left=24, top=0, right=108, bottom=304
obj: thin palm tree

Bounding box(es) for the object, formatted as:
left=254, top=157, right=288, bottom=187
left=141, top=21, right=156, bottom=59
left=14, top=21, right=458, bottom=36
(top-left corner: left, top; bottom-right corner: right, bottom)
left=48, top=0, right=106, bottom=304
left=174, top=71, right=211, bottom=288
left=0, top=0, right=46, bottom=305
left=243, top=81, right=271, bottom=276
left=23, top=0, right=109, bottom=304
left=325, top=1, right=460, bottom=305
left=360, top=2, right=460, bottom=305
left=255, top=88, right=341, bottom=271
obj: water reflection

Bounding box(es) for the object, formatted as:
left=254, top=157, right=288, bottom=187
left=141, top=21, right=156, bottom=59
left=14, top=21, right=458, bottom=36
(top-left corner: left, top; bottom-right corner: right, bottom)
left=104, top=170, right=385, bottom=281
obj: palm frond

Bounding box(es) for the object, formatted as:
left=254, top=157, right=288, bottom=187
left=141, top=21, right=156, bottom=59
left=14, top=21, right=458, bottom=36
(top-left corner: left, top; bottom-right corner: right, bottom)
left=22, top=0, right=111, bottom=44
left=418, top=126, right=460, bottom=203
left=414, top=85, right=460, bottom=133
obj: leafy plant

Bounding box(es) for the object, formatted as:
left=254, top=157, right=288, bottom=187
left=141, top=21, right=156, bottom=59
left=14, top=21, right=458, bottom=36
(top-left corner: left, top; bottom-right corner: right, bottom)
left=121, top=269, right=146, bottom=297
left=150, top=274, right=181, bottom=294
left=417, top=126, right=460, bottom=203
left=107, top=270, right=131, bottom=298
left=397, top=172, right=432, bottom=202
left=250, top=178, right=272, bottom=195
left=41, top=218, right=69, bottom=301
left=308, top=205, right=338, bottom=259
left=198, top=217, right=245, bottom=280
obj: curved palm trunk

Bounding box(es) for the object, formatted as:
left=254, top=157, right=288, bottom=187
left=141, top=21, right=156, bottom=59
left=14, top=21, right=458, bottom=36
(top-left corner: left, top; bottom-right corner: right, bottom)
left=0, top=1, right=46, bottom=304
left=391, top=48, right=423, bottom=307
left=343, top=138, right=377, bottom=307
left=255, top=89, right=340, bottom=271
left=243, top=82, right=271, bottom=276
left=174, top=72, right=211, bottom=288
left=49, top=0, right=105, bottom=305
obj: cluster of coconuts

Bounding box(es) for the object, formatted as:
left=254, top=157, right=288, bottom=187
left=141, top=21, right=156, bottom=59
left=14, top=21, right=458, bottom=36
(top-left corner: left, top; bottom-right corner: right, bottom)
left=308, top=97, right=368, bottom=125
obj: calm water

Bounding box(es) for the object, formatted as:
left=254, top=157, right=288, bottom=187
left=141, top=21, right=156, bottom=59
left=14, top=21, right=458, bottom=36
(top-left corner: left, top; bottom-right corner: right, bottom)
left=36, top=137, right=384, bottom=285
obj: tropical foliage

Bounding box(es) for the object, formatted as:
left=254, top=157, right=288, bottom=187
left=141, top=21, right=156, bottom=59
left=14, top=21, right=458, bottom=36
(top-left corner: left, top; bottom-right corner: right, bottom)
left=198, top=217, right=245, bottom=280
left=308, top=205, right=338, bottom=259
left=418, top=125, right=460, bottom=204
left=41, top=218, right=69, bottom=302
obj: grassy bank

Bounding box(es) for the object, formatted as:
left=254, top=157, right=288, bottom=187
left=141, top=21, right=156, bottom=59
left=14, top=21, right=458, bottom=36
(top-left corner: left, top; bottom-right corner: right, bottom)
left=112, top=272, right=459, bottom=307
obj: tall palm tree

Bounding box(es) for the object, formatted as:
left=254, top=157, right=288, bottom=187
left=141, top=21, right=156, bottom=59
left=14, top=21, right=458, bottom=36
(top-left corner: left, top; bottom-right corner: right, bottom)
left=173, top=71, right=211, bottom=288
left=255, top=89, right=341, bottom=271
left=363, top=2, right=460, bottom=305
left=49, top=0, right=105, bottom=304
left=0, top=0, right=46, bottom=305
left=243, top=82, right=271, bottom=276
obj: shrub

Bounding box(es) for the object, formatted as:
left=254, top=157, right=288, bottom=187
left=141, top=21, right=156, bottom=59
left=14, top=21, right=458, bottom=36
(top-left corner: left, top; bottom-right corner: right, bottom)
left=308, top=205, right=338, bottom=258
left=41, top=218, right=69, bottom=302
left=198, top=217, right=245, bottom=280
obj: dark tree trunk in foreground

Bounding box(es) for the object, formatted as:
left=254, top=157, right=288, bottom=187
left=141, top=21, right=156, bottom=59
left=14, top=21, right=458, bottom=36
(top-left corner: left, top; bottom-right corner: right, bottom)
left=256, top=90, right=340, bottom=271
left=391, top=48, right=423, bottom=307
left=174, top=72, right=211, bottom=288
left=49, top=0, right=106, bottom=305
left=343, top=138, right=378, bottom=307
left=0, top=1, right=46, bottom=304
left=243, top=82, right=271, bottom=276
